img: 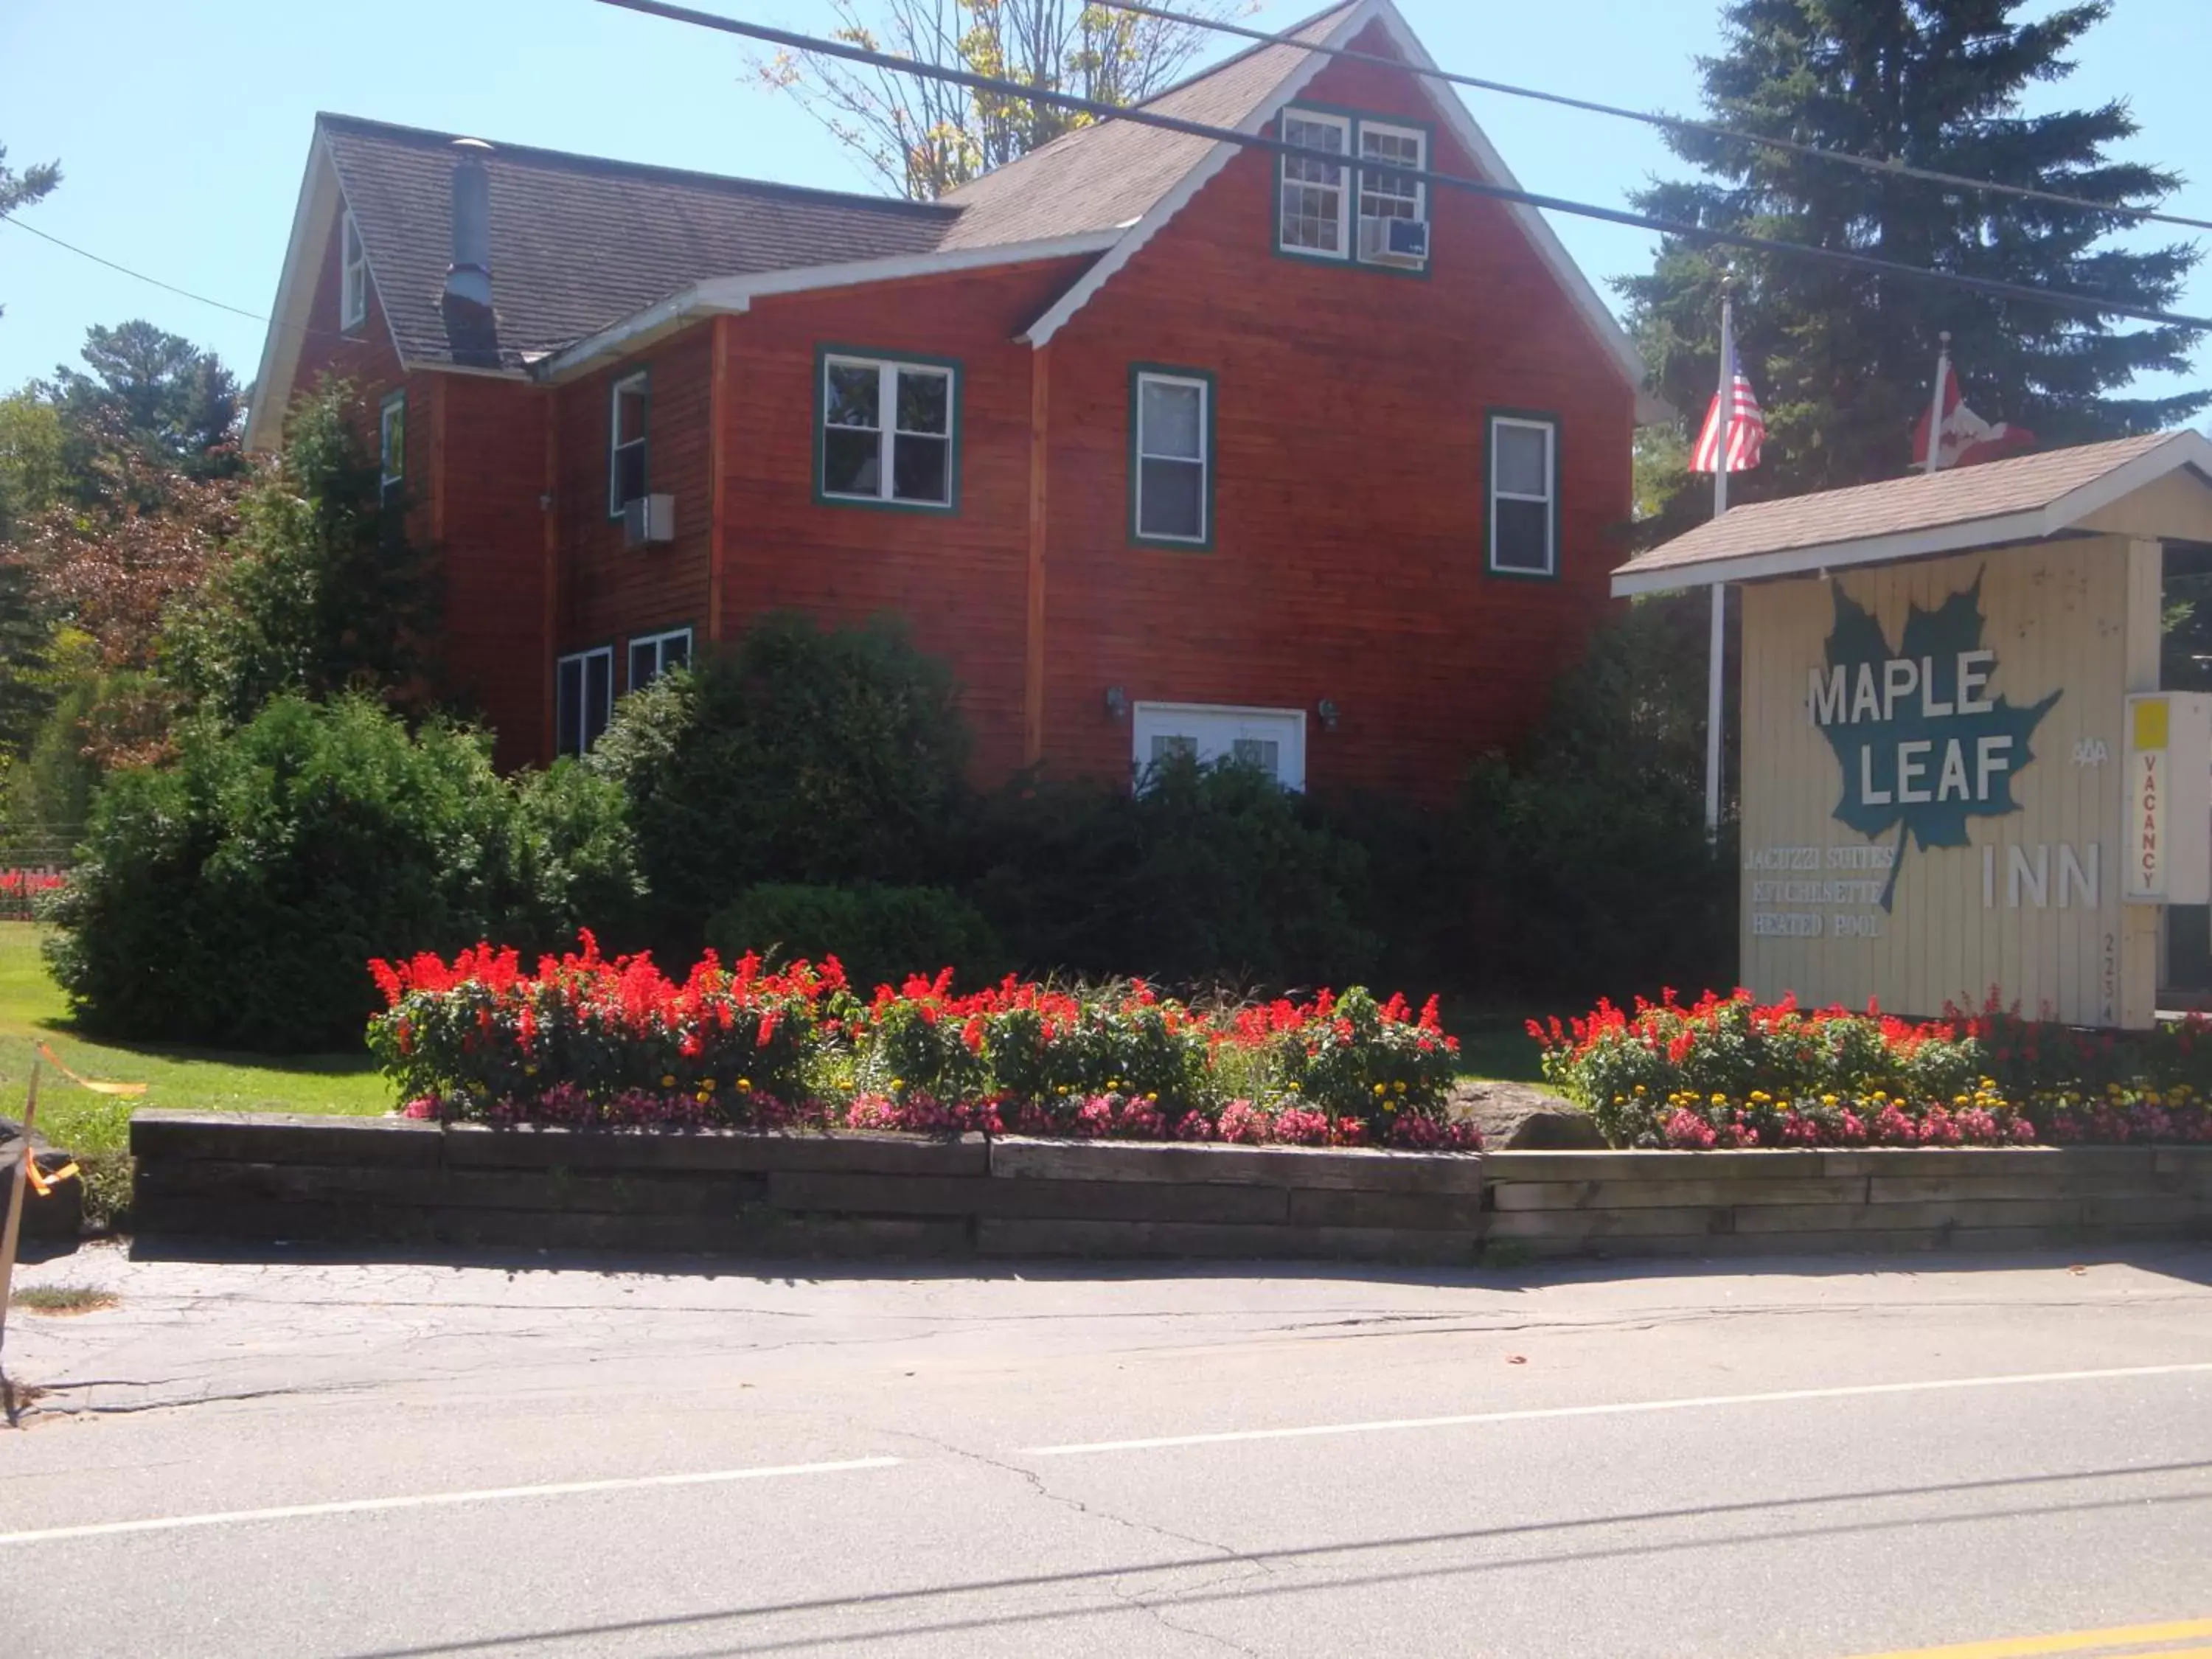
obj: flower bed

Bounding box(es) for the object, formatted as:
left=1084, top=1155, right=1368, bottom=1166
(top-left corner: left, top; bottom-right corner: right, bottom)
left=1533, top=989, right=2212, bottom=1149
left=367, top=935, right=1480, bottom=1151
left=1, top=869, right=66, bottom=921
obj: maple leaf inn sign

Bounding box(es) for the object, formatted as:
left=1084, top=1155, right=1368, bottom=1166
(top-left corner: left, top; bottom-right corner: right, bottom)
left=1810, top=574, right=2059, bottom=911
left=1611, top=431, right=2212, bottom=1029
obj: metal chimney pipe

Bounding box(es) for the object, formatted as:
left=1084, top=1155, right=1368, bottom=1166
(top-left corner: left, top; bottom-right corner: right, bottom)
left=445, top=138, right=493, bottom=310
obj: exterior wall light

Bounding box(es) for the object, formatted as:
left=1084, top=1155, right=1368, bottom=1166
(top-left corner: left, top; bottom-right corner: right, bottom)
left=1318, top=698, right=1340, bottom=732
left=1105, top=685, right=1129, bottom=720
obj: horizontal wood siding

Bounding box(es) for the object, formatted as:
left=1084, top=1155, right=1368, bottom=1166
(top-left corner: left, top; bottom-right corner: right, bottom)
left=438, top=376, right=551, bottom=768
left=554, top=327, right=715, bottom=689
left=1041, top=27, right=1634, bottom=796
left=717, top=260, right=1093, bottom=782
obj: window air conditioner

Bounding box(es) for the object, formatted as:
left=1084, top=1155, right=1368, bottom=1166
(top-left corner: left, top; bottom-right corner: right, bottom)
left=1359, top=216, right=1429, bottom=263
left=622, top=493, right=675, bottom=548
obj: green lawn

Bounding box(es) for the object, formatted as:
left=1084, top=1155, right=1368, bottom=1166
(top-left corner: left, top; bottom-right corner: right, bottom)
left=1436, top=996, right=1548, bottom=1085
left=2, top=922, right=392, bottom=1220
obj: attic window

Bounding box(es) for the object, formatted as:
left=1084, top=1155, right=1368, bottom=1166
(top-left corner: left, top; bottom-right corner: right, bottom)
left=341, top=211, right=368, bottom=330
left=1279, top=108, right=1430, bottom=271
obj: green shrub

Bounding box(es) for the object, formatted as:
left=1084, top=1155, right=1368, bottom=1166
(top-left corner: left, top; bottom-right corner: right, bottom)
left=161, top=379, right=442, bottom=724
left=706, top=880, right=1002, bottom=995
left=44, top=695, right=642, bottom=1051
left=1452, top=600, right=1734, bottom=999
left=592, top=613, right=970, bottom=951
left=970, top=753, right=1380, bottom=990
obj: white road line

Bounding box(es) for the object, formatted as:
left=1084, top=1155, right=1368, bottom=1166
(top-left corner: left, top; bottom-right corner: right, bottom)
left=1020, top=1361, right=2212, bottom=1457
left=0, top=1456, right=902, bottom=1547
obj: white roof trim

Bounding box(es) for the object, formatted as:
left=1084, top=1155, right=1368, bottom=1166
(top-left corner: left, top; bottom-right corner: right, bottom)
left=1608, top=431, right=2212, bottom=597
left=532, top=229, right=1122, bottom=381
left=2039, top=429, right=2212, bottom=529
left=1020, top=1, right=1363, bottom=349
left=1020, top=0, right=1660, bottom=420
left=1367, top=1, right=1660, bottom=422
left=245, top=133, right=411, bottom=451
left=245, top=139, right=338, bottom=451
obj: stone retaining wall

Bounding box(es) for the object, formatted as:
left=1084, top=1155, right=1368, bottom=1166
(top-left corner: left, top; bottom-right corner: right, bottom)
left=128, top=1114, right=2212, bottom=1262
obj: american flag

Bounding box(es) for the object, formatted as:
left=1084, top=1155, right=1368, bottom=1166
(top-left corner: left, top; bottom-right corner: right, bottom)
left=1690, top=324, right=1764, bottom=474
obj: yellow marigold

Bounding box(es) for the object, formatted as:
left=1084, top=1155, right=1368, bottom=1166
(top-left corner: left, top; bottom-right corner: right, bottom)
left=738, top=1078, right=751, bottom=1091
left=661, top=1074, right=676, bottom=1088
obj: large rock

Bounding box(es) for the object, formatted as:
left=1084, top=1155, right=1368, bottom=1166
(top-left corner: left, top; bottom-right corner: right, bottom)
left=1450, top=1081, right=1605, bottom=1151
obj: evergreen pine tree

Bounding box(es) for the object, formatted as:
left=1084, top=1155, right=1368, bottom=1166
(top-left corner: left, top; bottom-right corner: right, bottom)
left=1623, top=0, right=2207, bottom=532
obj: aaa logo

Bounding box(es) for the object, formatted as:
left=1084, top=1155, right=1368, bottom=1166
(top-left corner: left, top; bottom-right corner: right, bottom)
left=1810, top=573, right=2058, bottom=911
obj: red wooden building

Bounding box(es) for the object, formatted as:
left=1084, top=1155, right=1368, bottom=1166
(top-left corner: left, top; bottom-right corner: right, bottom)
left=246, top=0, right=1654, bottom=791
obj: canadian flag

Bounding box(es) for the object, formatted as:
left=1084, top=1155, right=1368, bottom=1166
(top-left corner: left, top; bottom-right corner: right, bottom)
left=1913, top=355, right=2037, bottom=472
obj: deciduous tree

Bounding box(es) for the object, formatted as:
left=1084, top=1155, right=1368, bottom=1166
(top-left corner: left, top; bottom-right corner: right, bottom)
left=757, top=0, right=1248, bottom=200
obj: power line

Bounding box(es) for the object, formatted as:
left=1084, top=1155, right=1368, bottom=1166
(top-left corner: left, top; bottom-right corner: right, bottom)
left=0, top=212, right=269, bottom=324
left=594, top=0, right=2212, bottom=332
left=1100, top=0, right=2212, bottom=237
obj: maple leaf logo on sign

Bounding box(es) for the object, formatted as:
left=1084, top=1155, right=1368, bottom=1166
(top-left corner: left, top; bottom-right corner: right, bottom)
left=1811, top=573, right=2059, bottom=911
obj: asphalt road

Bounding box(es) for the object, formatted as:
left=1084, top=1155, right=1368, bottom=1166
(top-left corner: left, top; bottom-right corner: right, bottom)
left=4, top=1242, right=2211, bottom=1658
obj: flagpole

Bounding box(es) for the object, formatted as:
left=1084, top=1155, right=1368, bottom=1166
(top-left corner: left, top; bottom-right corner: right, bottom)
left=1924, top=330, right=1952, bottom=476
left=1704, top=294, right=1732, bottom=835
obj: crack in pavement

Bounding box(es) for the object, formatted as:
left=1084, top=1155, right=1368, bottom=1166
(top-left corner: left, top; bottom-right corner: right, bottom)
left=866, top=1420, right=1279, bottom=1656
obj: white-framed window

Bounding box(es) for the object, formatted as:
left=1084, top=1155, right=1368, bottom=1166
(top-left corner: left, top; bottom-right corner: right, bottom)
left=820, top=354, right=956, bottom=508
left=555, top=647, right=613, bottom=758
left=628, top=626, right=692, bottom=690
left=608, top=371, right=649, bottom=517
left=1280, top=108, right=1430, bottom=269
left=378, top=389, right=406, bottom=507
left=1488, top=414, right=1558, bottom=577
left=1133, top=370, right=1210, bottom=546
left=1357, top=121, right=1427, bottom=268
left=1279, top=108, right=1351, bottom=257
left=341, top=211, right=369, bottom=330
left=1133, top=703, right=1307, bottom=791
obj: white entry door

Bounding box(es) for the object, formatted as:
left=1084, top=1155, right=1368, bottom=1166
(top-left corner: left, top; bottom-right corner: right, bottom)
left=1131, top=702, right=1307, bottom=790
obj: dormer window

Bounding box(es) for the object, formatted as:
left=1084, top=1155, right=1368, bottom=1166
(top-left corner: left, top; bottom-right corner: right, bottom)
left=341, top=211, right=369, bottom=330
left=1278, top=108, right=1429, bottom=272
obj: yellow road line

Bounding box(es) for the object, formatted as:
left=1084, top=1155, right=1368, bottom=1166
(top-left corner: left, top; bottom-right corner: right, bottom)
left=1840, top=1620, right=2212, bottom=1659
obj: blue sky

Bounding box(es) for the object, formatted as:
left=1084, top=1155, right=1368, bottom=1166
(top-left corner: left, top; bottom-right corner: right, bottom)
left=1, top=0, right=2205, bottom=413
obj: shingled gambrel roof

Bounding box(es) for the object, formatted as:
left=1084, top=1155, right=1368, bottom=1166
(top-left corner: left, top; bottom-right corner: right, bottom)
left=1610, top=430, right=2212, bottom=596
left=320, top=114, right=958, bottom=373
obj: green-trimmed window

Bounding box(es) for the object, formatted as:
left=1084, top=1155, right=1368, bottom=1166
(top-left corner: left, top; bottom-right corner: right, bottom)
left=1488, top=414, right=1558, bottom=576
left=821, top=354, right=955, bottom=507
left=555, top=647, right=613, bottom=757
left=378, top=389, right=406, bottom=507
left=608, top=370, right=649, bottom=516
left=1133, top=370, right=1210, bottom=546
left=341, top=212, right=369, bottom=330
left=1279, top=108, right=1430, bottom=271
left=628, top=626, right=692, bottom=690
